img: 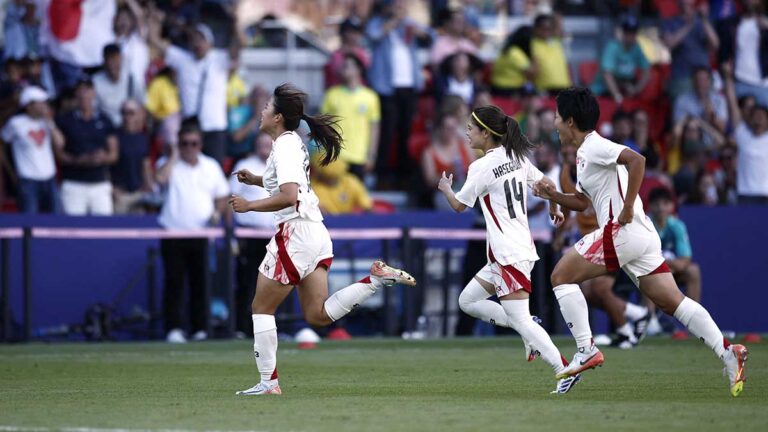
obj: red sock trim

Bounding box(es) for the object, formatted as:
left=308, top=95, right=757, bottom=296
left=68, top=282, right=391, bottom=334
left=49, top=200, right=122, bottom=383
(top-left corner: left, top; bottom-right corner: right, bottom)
left=358, top=276, right=372, bottom=284
left=561, top=354, right=569, bottom=367
left=723, top=338, right=731, bottom=350
left=270, top=368, right=278, bottom=380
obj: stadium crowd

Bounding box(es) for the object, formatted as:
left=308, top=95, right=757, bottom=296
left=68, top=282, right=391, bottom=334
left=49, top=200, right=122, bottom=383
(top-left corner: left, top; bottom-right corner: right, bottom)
left=0, top=0, right=766, bottom=341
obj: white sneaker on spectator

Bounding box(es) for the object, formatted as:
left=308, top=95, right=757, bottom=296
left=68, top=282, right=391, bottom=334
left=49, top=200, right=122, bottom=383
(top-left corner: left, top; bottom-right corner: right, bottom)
left=192, top=330, right=207, bottom=341
left=166, top=328, right=187, bottom=344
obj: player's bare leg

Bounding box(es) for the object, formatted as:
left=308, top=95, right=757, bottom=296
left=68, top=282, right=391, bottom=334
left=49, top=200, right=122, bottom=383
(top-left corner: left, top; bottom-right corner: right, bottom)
left=638, top=272, right=748, bottom=397
left=498, top=289, right=579, bottom=394
left=551, top=248, right=609, bottom=378
left=237, top=273, right=293, bottom=396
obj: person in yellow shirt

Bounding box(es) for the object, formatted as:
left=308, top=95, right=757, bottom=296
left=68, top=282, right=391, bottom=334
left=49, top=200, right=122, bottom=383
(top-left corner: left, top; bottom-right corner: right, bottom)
left=530, top=14, right=571, bottom=93
left=227, top=58, right=248, bottom=109
left=311, top=155, right=373, bottom=215
left=145, top=66, right=181, bottom=146
left=320, top=54, right=380, bottom=180
left=492, top=25, right=535, bottom=95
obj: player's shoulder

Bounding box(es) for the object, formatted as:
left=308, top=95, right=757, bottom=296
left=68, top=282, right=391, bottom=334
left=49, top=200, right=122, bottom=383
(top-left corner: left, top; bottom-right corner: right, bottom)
left=274, top=131, right=303, bottom=150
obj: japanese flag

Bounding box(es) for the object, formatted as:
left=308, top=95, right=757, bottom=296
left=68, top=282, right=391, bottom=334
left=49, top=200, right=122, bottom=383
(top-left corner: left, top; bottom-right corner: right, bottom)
left=40, top=0, right=116, bottom=67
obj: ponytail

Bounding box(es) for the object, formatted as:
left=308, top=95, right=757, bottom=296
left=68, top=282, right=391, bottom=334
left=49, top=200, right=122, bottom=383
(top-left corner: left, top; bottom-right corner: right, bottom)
left=302, top=113, right=343, bottom=166
left=471, top=105, right=536, bottom=161
left=272, top=83, right=344, bottom=165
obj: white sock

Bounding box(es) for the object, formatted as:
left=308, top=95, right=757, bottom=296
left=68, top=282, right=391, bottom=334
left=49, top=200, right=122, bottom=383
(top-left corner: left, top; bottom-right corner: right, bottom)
left=323, top=276, right=380, bottom=322
left=252, top=314, right=278, bottom=385
left=502, top=299, right=566, bottom=375
left=624, top=302, right=648, bottom=321
left=673, top=297, right=728, bottom=359
left=616, top=322, right=637, bottom=344
left=554, top=284, right=594, bottom=352
left=458, top=278, right=511, bottom=328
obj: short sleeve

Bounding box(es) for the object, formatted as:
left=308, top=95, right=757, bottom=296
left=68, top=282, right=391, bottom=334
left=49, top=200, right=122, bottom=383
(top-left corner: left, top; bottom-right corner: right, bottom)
left=1, top=119, right=16, bottom=143
left=635, top=45, right=650, bottom=70
left=525, top=159, right=544, bottom=187
left=510, top=47, right=531, bottom=71
left=600, top=42, right=618, bottom=73
left=164, top=45, right=188, bottom=70
left=209, top=159, right=229, bottom=198
left=368, top=91, right=381, bottom=122
left=672, top=220, right=693, bottom=258
left=455, top=161, right=488, bottom=207
left=589, top=141, right=628, bottom=167
left=273, top=137, right=306, bottom=186
left=212, top=49, right=230, bottom=72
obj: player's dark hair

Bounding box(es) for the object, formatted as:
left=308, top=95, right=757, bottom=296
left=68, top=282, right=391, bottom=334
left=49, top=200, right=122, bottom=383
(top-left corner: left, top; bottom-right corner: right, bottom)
left=472, top=105, right=536, bottom=161
left=648, top=187, right=674, bottom=204
left=272, top=83, right=342, bottom=166
left=556, top=87, right=600, bottom=132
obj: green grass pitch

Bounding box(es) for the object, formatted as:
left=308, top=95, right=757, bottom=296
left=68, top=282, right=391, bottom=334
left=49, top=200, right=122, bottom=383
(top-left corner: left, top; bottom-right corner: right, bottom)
left=0, top=337, right=765, bottom=432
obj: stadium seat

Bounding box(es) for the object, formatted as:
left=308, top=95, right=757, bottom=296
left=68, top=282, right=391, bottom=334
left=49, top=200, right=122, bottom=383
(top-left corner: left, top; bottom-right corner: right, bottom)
left=578, top=61, right=600, bottom=87
left=491, top=96, right=522, bottom=116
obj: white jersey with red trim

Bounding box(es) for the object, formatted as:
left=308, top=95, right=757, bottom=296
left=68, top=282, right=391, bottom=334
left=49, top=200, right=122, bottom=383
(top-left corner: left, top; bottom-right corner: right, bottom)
left=262, top=131, right=323, bottom=224
left=575, top=131, right=654, bottom=232
left=455, top=147, right=542, bottom=266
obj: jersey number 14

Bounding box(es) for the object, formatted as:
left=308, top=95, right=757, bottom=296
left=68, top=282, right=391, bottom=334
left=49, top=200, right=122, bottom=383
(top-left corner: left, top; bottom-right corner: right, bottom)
left=503, top=179, right=525, bottom=219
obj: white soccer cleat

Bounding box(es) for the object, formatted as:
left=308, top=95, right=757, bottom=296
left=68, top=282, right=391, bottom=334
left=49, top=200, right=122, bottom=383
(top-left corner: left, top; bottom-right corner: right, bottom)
left=556, top=346, right=605, bottom=379
left=235, top=382, right=282, bottom=396
left=723, top=344, right=748, bottom=397
left=551, top=373, right=582, bottom=394
left=371, top=260, right=416, bottom=286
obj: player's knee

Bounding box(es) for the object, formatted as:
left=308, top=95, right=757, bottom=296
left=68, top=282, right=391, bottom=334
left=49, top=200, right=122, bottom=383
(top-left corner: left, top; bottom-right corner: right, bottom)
left=458, top=288, right=474, bottom=313
left=305, top=311, right=331, bottom=327
left=550, top=266, right=566, bottom=287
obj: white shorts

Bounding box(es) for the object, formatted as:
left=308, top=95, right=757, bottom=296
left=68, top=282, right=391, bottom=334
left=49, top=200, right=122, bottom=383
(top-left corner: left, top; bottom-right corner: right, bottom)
left=61, top=180, right=113, bottom=215
left=259, top=219, right=334, bottom=285
left=476, top=260, right=535, bottom=298
left=574, top=221, right=669, bottom=286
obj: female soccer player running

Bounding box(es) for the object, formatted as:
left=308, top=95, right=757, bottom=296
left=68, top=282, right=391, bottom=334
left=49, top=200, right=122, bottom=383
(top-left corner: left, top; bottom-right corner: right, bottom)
left=533, top=87, right=747, bottom=397
left=229, top=84, right=416, bottom=396
left=438, top=105, right=580, bottom=394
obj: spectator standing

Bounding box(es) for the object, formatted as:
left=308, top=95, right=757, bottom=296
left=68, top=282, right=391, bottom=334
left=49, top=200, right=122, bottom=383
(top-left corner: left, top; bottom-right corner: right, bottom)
left=145, top=67, right=181, bottom=147
left=429, top=7, right=478, bottom=67
left=55, top=79, right=118, bottom=216
left=148, top=12, right=238, bottom=164
left=718, top=0, right=768, bottom=106
left=112, top=100, right=152, bottom=214
left=491, top=25, right=535, bottom=95
left=366, top=0, right=430, bottom=189
left=324, top=17, right=370, bottom=88
left=530, top=14, right=571, bottom=93
left=723, top=63, right=768, bottom=204
left=435, top=52, right=480, bottom=105
left=0, top=86, right=62, bottom=213
left=155, top=121, right=230, bottom=343
left=3, top=0, right=40, bottom=60
left=113, top=0, right=150, bottom=93
left=93, top=44, right=145, bottom=128
left=673, top=68, right=728, bottom=144
left=591, top=16, right=651, bottom=104
left=228, top=86, right=268, bottom=162
left=662, top=0, right=719, bottom=98
left=229, top=133, right=273, bottom=335
left=321, top=54, right=380, bottom=180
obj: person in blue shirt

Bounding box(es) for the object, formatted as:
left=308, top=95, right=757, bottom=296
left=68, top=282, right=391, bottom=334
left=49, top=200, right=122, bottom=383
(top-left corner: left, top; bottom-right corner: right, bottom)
left=647, top=187, right=701, bottom=304
left=591, top=16, right=651, bottom=104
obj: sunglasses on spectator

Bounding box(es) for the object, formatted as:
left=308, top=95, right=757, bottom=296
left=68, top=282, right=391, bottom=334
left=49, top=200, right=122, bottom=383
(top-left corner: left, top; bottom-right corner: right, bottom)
left=121, top=109, right=137, bottom=115
left=180, top=139, right=201, bottom=147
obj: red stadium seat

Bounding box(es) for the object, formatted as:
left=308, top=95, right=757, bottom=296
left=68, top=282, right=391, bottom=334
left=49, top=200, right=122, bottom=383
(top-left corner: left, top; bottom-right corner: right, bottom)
left=596, top=97, right=618, bottom=129
left=653, top=0, right=680, bottom=18
left=578, top=61, right=600, bottom=87
left=491, top=96, right=522, bottom=115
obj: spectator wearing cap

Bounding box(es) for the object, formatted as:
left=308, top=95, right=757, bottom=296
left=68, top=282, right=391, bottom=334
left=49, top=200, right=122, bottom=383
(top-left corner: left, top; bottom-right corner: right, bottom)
left=111, top=100, right=152, bottom=214
left=155, top=120, right=230, bottom=343
left=717, top=0, right=768, bottom=107
left=673, top=67, right=728, bottom=145
left=491, top=25, right=535, bottom=96
left=324, top=17, right=370, bottom=88
left=55, top=79, right=119, bottom=215
left=591, top=16, right=651, bottom=104
left=93, top=44, right=145, bottom=128
left=366, top=0, right=431, bottom=189
left=0, top=86, right=63, bottom=213
left=530, top=14, right=571, bottom=93
left=723, top=62, right=768, bottom=204
left=321, top=54, right=381, bottom=180
left=661, top=0, right=719, bottom=98
left=148, top=14, right=240, bottom=165
left=429, top=7, right=478, bottom=67
left=3, top=0, right=40, bottom=60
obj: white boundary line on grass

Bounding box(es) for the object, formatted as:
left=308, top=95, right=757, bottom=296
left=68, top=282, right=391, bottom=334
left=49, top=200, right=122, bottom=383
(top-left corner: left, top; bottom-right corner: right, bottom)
left=0, top=427, right=281, bottom=432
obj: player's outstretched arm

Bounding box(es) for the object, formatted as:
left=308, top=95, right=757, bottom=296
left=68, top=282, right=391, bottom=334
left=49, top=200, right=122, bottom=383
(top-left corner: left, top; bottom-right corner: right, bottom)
left=232, top=169, right=263, bottom=187
left=533, top=178, right=590, bottom=212
left=437, top=171, right=467, bottom=213
left=229, top=183, right=298, bottom=213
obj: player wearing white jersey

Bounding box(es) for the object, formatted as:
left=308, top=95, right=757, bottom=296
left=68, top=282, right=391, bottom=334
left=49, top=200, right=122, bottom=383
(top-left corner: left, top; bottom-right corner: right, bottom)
left=229, top=84, right=416, bottom=396
left=534, top=87, right=747, bottom=397
left=438, top=105, right=581, bottom=394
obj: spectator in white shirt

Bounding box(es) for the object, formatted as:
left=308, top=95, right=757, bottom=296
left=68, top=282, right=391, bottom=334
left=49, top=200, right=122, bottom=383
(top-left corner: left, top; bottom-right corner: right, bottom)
left=155, top=120, right=230, bottom=343
left=0, top=86, right=63, bottom=213
left=723, top=62, right=768, bottom=204
left=148, top=10, right=241, bottom=165
left=113, top=0, right=150, bottom=92
left=93, top=44, right=145, bottom=127
left=229, top=132, right=274, bottom=335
